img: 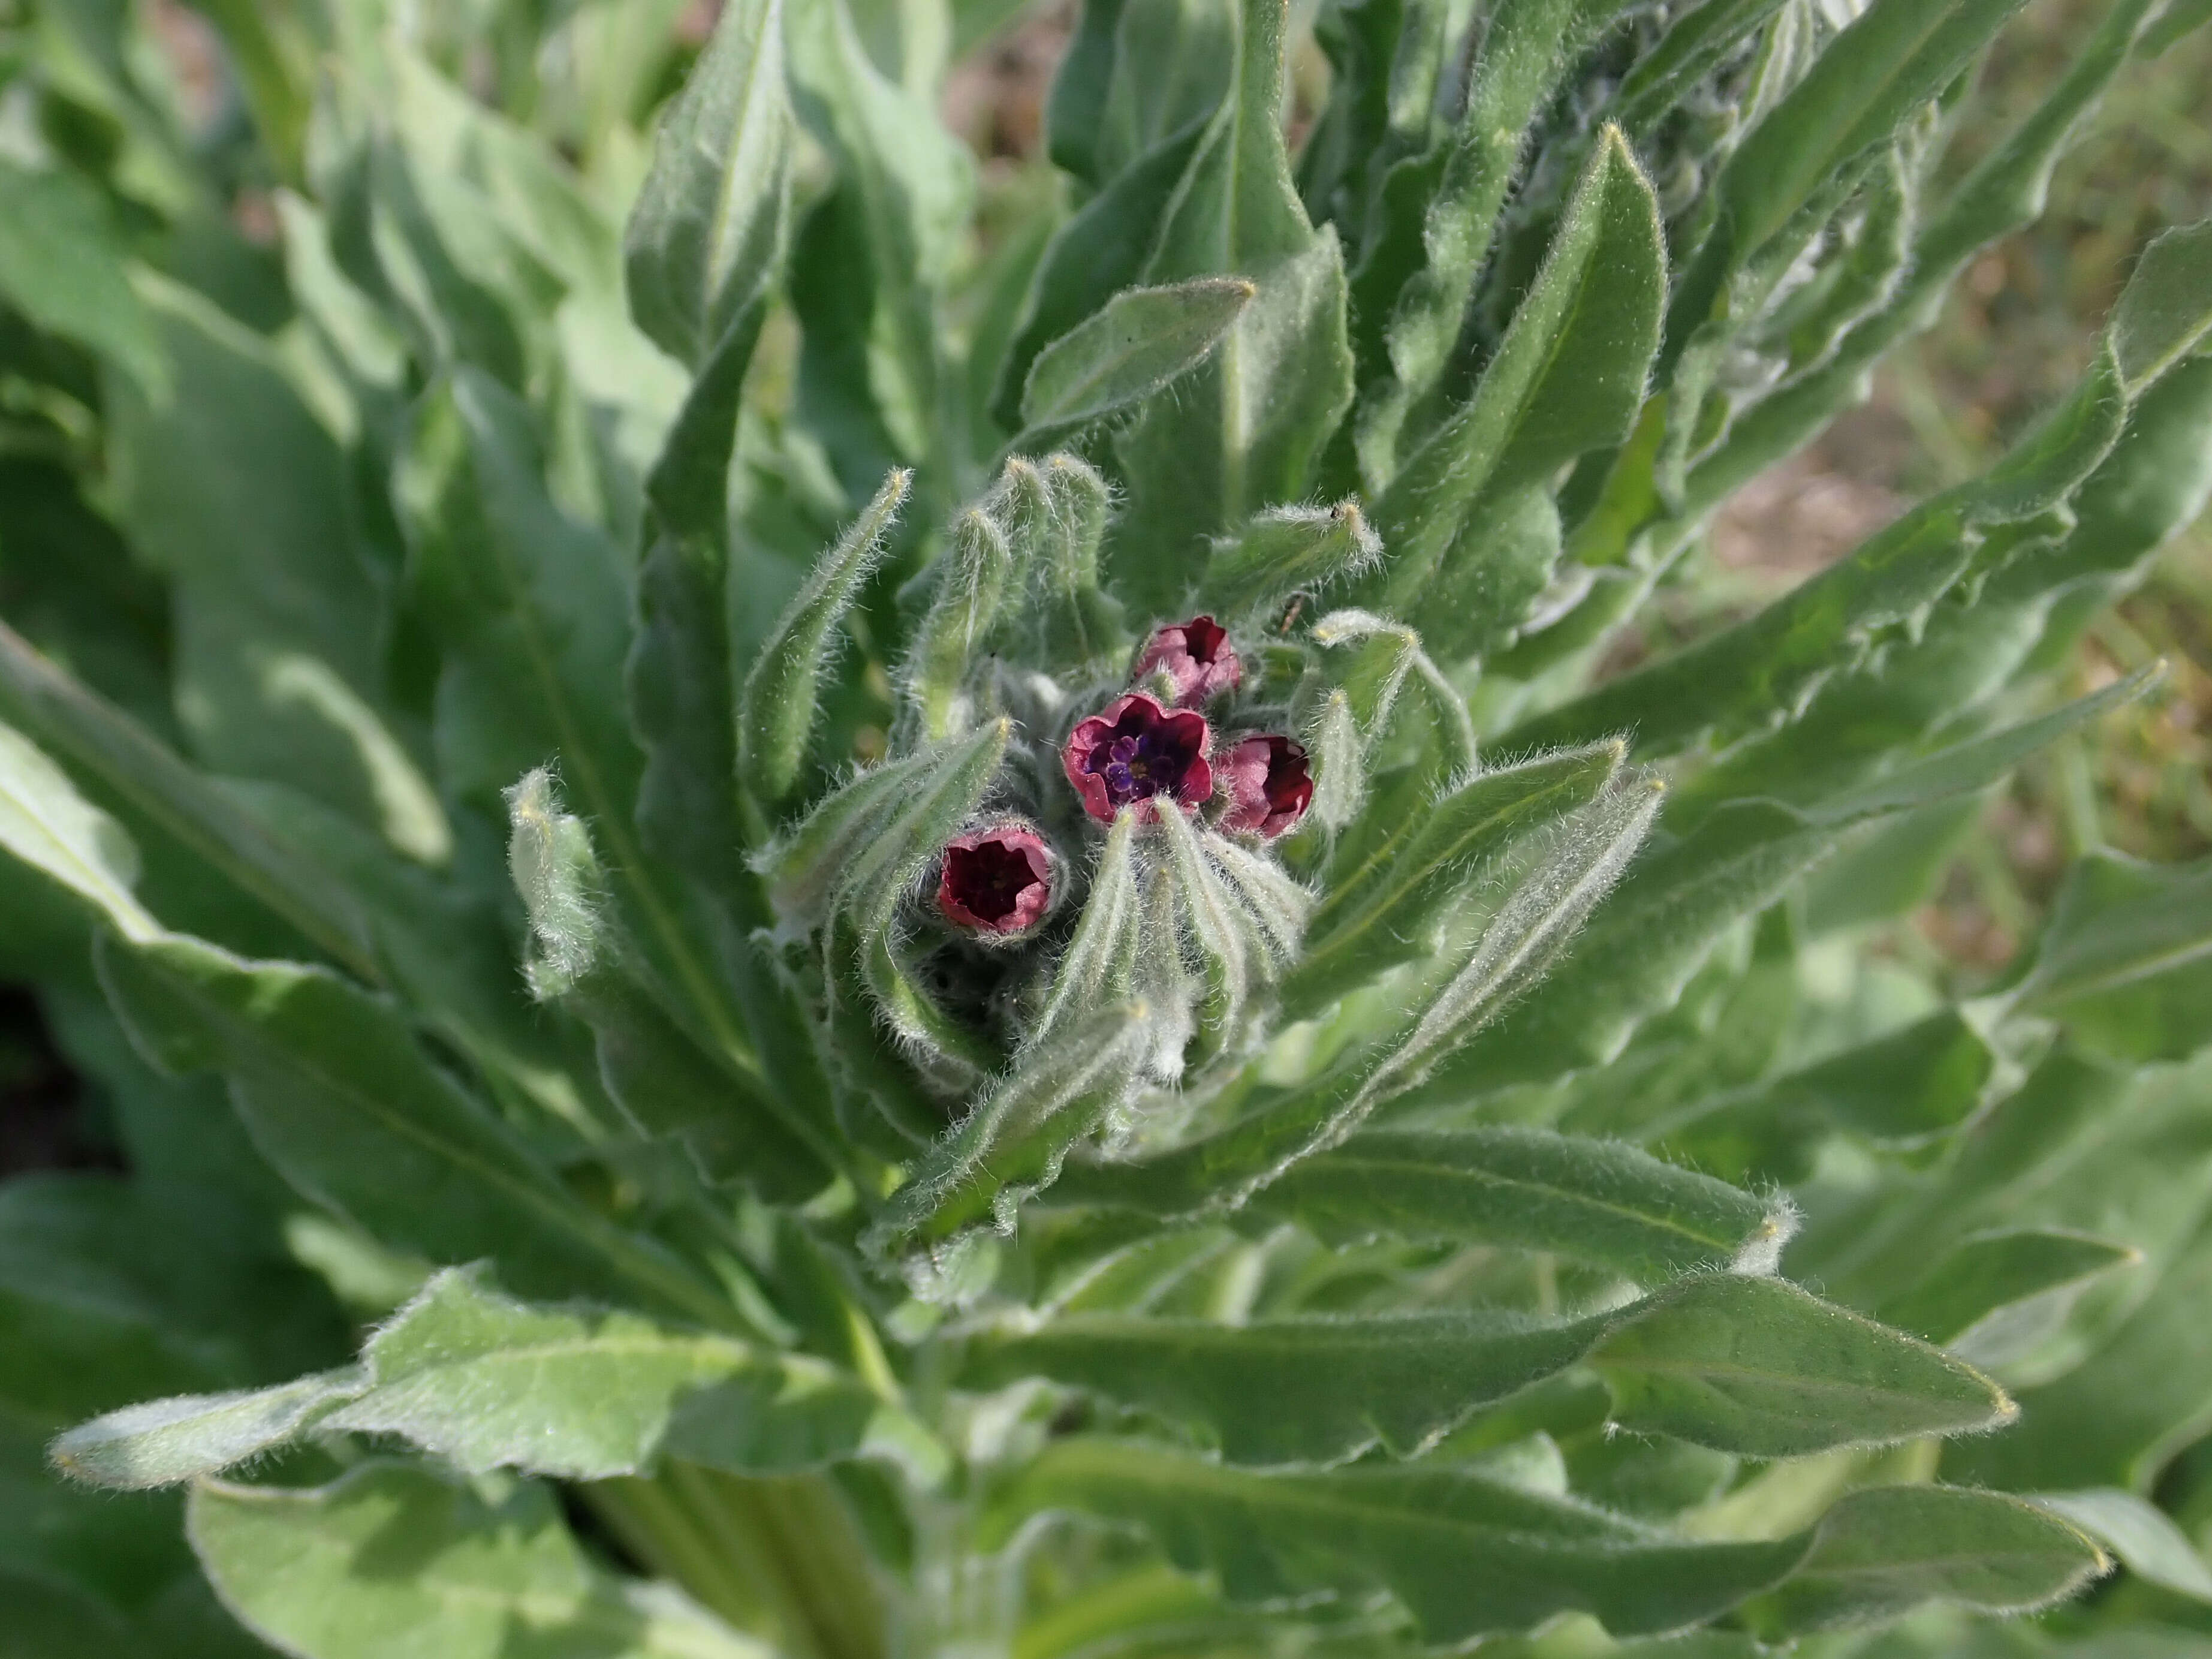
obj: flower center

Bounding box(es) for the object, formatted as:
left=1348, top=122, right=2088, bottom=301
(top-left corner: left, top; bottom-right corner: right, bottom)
left=944, top=841, right=1045, bottom=923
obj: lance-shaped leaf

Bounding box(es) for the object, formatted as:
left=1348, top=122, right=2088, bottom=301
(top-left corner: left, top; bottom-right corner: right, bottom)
left=869, top=1002, right=1155, bottom=1254
left=1677, top=0, right=2169, bottom=528
left=2033, top=1489, right=2212, bottom=1604
left=1053, top=782, right=1662, bottom=1215
left=1243, top=1125, right=1793, bottom=1281
left=966, top=1272, right=2008, bottom=1466
left=0, top=720, right=160, bottom=944
left=59, top=1267, right=943, bottom=1488
left=1029, top=810, right=1145, bottom=1050
left=2008, top=849, right=2212, bottom=1061
left=738, top=469, right=910, bottom=804
left=91, top=932, right=732, bottom=1330
left=785, top=0, right=974, bottom=468
left=1668, top=0, right=2034, bottom=351
left=990, top=121, right=1214, bottom=436
left=1286, top=741, right=1624, bottom=1016
left=758, top=750, right=936, bottom=929
left=625, top=0, right=792, bottom=369
left=1302, top=689, right=1365, bottom=832
left=1201, top=501, right=1379, bottom=618
left=0, top=621, right=378, bottom=978
left=1876, top=1229, right=2139, bottom=1357
left=2109, top=216, right=2212, bottom=395
left=1373, top=127, right=1665, bottom=612
left=189, top=1462, right=776, bottom=1659
left=1739, top=1486, right=2106, bottom=1637
left=990, top=1443, right=2096, bottom=1643
left=1456, top=664, right=2136, bottom=1097
left=1639, top=1009, right=1995, bottom=1185
left=905, top=507, right=1017, bottom=744
left=1156, top=806, right=1263, bottom=1064
left=50, top=1369, right=367, bottom=1491
left=1107, top=0, right=1355, bottom=608
left=1008, top=453, right=1126, bottom=667
left=1506, top=346, right=2132, bottom=757
left=1352, top=0, right=1641, bottom=466
left=1016, top=277, right=1256, bottom=444
left=1948, top=1218, right=2212, bottom=1494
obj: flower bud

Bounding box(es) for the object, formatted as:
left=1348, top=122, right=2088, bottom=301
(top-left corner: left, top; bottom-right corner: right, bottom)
left=936, top=823, right=1054, bottom=936
left=1133, top=615, right=1240, bottom=703
left=1062, top=693, right=1215, bottom=821
left=1219, top=734, right=1314, bottom=839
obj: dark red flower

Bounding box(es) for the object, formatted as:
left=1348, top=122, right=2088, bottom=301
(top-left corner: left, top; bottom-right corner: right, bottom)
left=1219, top=734, right=1313, bottom=838
left=1062, top=692, right=1215, bottom=822
left=937, top=824, right=1054, bottom=935
left=1134, top=615, right=1240, bottom=703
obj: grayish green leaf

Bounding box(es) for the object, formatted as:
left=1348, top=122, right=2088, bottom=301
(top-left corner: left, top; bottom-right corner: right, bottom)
left=1018, top=277, right=1255, bottom=439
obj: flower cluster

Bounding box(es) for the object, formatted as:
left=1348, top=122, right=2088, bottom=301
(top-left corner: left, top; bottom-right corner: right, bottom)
left=933, top=615, right=1313, bottom=937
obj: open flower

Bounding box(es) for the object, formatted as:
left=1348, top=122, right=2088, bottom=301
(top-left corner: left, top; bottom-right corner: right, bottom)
left=936, top=824, right=1054, bottom=935
left=1062, top=692, right=1215, bottom=821
left=1134, top=615, right=1240, bottom=703
left=1219, top=734, right=1313, bottom=838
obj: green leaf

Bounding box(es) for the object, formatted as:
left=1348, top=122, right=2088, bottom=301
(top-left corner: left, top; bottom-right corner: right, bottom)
left=1438, top=800, right=1838, bottom=1094
left=1200, top=501, right=1379, bottom=618
left=50, top=1371, right=367, bottom=1491
left=2111, top=217, right=2212, bottom=395
left=56, top=1266, right=942, bottom=1488
left=903, top=504, right=1018, bottom=744
left=0, top=622, right=380, bottom=978
left=1876, top=1229, right=2140, bottom=1351
left=1637, top=1010, right=1996, bottom=1184
left=1105, top=0, right=1355, bottom=608
left=1017, top=277, right=1256, bottom=441
left=0, top=719, right=159, bottom=943
left=109, top=275, right=441, bottom=859
left=971, top=1273, right=2002, bottom=1466
left=1352, top=0, right=1639, bottom=467
left=1587, top=1275, right=2013, bottom=1459
left=991, top=122, right=1213, bottom=435
left=869, top=1002, right=1156, bottom=1256
left=989, top=1435, right=1804, bottom=1643
left=1242, top=1125, right=1793, bottom=1279
left=1741, top=1486, right=2106, bottom=1636
left=1372, top=128, right=1666, bottom=635
left=1285, top=740, right=1625, bottom=1016
left=1507, top=346, right=2133, bottom=758
left=738, top=469, right=911, bottom=804
left=1054, top=778, right=1662, bottom=1215
left=2034, top=1489, right=2212, bottom=1603
left=0, top=161, right=166, bottom=396
left=91, top=932, right=731, bottom=1329
left=624, top=0, right=794, bottom=369
left=1948, top=1217, right=2212, bottom=1493
left=2011, top=851, right=2212, bottom=1061
left=504, top=767, right=608, bottom=1000
left=189, top=1462, right=773, bottom=1659
left=323, top=1267, right=939, bottom=1482
left=1672, top=0, right=2034, bottom=341
left=786, top=0, right=975, bottom=466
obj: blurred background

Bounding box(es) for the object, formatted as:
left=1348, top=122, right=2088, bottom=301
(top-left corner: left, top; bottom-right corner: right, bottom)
left=2, top=0, right=2209, bottom=1154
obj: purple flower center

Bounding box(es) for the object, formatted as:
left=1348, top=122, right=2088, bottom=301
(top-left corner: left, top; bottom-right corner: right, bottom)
left=1080, top=702, right=1207, bottom=808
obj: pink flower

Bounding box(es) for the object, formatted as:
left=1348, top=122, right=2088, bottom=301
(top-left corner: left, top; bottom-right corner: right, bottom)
left=937, top=824, right=1054, bottom=935
left=1134, top=615, right=1240, bottom=703
left=1219, top=734, right=1313, bottom=838
left=1062, top=692, right=1215, bottom=822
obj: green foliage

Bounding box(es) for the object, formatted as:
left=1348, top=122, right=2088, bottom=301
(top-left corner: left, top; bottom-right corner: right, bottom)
left=0, top=1, right=2209, bottom=1657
